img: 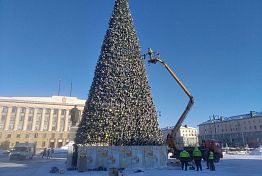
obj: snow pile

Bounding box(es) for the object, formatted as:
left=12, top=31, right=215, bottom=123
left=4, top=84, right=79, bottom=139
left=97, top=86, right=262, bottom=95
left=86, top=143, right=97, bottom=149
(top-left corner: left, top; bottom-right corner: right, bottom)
left=250, top=145, right=262, bottom=156
left=53, top=148, right=67, bottom=154
left=53, top=141, right=74, bottom=154
left=60, top=141, right=74, bottom=150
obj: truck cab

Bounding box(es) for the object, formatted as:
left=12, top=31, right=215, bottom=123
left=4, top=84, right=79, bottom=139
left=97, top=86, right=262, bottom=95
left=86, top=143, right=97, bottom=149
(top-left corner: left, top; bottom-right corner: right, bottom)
left=200, top=139, right=223, bottom=162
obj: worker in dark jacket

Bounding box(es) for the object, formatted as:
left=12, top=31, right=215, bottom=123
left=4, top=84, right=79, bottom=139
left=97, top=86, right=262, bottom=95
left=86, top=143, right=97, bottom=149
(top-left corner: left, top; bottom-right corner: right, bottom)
left=207, top=150, right=215, bottom=171
left=71, top=144, right=78, bottom=170
left=179, top=149, right=190, bottom=171
left=193, top=146, right=202, bottom=171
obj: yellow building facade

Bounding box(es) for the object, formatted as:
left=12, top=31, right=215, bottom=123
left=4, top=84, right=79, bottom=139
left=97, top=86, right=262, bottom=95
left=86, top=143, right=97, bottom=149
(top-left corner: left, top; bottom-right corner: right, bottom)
left=0, top=96, right=85, bottom=149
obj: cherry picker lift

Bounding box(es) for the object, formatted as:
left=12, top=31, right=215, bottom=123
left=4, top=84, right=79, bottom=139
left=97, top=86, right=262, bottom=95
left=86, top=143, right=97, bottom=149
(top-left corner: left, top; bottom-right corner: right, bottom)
left=144, top=48, right=222, bottom=162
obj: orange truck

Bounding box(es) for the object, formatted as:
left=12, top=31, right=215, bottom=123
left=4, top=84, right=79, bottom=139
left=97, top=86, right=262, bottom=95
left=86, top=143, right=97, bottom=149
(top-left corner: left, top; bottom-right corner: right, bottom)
left=200, top=139, right=223, bottom=162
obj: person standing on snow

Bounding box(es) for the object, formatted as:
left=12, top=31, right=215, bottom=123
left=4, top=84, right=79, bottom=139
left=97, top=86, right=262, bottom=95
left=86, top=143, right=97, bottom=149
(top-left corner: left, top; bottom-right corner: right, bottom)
left=42, top=148, right=47, bottom=159
left=207, top=150, right=215, bottom=171
left=179, top=149, right=190, bottom=171
left=50, top=148, right=54, bottom=158
left=46, top=148, right=51, bottom=159
left=193, top=146, right=202, bottom=171
left=71, top=144, right=78, bottom=170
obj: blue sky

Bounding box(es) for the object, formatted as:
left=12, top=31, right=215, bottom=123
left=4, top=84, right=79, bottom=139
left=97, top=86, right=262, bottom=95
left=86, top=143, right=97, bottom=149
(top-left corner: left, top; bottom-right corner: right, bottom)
left=0, top=0, right=261, bottom=128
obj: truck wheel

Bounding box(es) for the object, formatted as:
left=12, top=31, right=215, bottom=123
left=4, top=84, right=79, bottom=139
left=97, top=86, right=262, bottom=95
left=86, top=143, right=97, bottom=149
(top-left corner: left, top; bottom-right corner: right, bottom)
left=214, top=152, right=220, bottom=163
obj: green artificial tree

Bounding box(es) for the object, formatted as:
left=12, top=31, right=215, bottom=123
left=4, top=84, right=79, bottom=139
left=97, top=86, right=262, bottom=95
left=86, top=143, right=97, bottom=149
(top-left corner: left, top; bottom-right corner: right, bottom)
left=75, top=0, right=163, bottom=146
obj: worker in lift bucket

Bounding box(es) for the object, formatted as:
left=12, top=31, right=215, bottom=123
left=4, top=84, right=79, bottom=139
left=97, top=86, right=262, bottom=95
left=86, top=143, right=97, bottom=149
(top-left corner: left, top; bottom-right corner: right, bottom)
left=179, top=148, right=190, bottom=171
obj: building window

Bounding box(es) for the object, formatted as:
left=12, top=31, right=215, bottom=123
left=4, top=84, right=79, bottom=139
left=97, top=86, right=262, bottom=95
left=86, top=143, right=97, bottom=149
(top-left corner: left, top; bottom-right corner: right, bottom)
left=7, top=134, right=11, bottom=138
left=19, top=115, right=24, bottom=121
left=54, top=109, right=58, bottom=115
left=18, top=121, right=24, bottom=130
left=9, top=124, right=14, bottom=130
left=61, top=109, right=66, bottom=115
left=1, top=114, right=6, bottom=121
left=17, top=134, right=21, bottom=138
left=42, top=133, right=47, bottom=138
left=43, top=125, right=48, bottom=130
left=26, top=114, right=33, bottom=130
left=60, top=110, right=66, bottom=131
left=0, top=113, right=6, bottom=129
left=42, top=141, right=46, bottom=147
left=21, top=107, right=26, bottom=113
left=25, top=134, right=29, bottom=138
left=43, top=109, right=50, bottom=131
left=35, top=125, right=40, bottom=131
left=2, top=106, right=8, bottom=113
left=38, top=108, right=43, bottom=113
left=254, top=126, right=257, bottom=130
left=28, top=116, right=33, bottom=121
left=11, top=107, right=17, bottom=113
left=18, top=116, right=24, bottom=130
left=35, top=109, right=43, bottom=131
left=34, top=133, right=38, bottom=138
left=29, top=108, right=34, bottom=114
left=51, top=133, right=55, bottom=138
left=46, top=109, right=51, bottom=113
left=10, top=114, right=16, bottom=121
left=52, top=109, right=58, bottom=131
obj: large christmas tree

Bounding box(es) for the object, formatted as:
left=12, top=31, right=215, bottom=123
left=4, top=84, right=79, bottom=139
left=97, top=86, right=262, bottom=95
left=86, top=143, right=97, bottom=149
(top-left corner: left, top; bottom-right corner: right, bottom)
left=75, top=0, right=163, bottom=146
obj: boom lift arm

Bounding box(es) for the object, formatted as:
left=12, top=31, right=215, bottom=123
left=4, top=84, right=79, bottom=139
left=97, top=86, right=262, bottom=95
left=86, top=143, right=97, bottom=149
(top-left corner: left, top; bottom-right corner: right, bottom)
left=145, top=48, right=194, bottom=154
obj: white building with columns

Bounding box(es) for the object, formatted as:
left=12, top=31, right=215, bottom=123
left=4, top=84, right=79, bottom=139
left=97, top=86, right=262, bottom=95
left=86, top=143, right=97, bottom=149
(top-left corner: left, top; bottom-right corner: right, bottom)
left=162, top=125, right=199, bottom=147
left=0, top=96, right=85, bottom=149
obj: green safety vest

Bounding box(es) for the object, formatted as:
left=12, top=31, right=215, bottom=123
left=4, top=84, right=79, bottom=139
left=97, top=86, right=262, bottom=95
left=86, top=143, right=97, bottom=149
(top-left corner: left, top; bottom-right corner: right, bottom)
left=180, top=150, right=190, bottom=158
left=208, top=151, right=214, bottom=160
left=193, top=148, right=202, bottom=157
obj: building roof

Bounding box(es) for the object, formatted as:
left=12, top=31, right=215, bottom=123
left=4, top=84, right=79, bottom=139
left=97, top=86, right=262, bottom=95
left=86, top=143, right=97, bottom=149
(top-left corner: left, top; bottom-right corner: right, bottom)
left=161, top=125, right=197, bottom=131
left=0, top=96, right=86, bottom=106
left=199, top=111, right=262, bottom=126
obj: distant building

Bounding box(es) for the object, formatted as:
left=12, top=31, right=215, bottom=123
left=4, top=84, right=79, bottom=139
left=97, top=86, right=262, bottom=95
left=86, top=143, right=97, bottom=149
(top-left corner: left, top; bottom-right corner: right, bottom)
left=198, top=111, right=262, bottom=147
left=162, top=125, right=198, bottom=147
left=0, top=96, right=85, bottom=149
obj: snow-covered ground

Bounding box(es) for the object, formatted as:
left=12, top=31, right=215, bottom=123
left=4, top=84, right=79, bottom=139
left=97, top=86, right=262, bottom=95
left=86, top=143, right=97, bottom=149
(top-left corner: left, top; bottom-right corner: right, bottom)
left=0, top=153, right=261, bottom=176
left=251, top=145, right=262, bottom=156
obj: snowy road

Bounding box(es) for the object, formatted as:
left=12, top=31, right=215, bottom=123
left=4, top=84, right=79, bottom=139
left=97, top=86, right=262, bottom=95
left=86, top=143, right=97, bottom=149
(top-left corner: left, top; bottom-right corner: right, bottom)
left=0, top=154, right=261, bottom=176
left=0, top=156, right=69, bottom=176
